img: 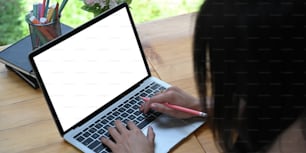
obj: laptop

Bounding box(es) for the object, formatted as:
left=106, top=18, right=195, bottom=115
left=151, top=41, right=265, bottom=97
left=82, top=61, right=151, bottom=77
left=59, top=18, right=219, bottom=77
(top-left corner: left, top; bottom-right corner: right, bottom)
left=29, top=3, right=205, bottom=153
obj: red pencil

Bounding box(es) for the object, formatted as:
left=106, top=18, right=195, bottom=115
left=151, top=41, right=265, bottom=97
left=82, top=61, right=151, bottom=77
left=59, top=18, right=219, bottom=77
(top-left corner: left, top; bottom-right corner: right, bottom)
left=141, top=97, right=207, bottom=118
left=41, top=0, right=46, bottom=18
left=164, top=103, right=207, bottom=117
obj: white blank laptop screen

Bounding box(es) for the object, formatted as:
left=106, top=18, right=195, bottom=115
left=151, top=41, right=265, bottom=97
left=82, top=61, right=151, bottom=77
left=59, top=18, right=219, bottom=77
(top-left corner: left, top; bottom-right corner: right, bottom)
left=33, top=8, right=148, bottom=131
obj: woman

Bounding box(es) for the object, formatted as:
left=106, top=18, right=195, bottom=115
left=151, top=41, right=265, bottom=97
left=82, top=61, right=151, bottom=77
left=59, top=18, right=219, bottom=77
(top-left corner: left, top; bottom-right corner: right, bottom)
left=101, top=0, right=306, bottom=152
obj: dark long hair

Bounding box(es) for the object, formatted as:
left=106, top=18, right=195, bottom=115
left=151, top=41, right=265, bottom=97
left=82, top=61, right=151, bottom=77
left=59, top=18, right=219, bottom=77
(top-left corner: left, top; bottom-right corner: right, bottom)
left=193, top=0, right=306, bottom=152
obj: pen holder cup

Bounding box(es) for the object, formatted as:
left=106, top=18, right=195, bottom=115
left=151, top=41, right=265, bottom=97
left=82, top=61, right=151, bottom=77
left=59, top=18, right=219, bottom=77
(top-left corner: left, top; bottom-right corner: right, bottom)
left=26, top=14, right=62, bottom=50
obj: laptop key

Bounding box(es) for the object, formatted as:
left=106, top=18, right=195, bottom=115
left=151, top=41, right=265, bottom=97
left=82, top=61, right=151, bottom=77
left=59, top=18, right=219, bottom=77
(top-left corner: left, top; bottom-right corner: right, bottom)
left=101, top=119, right=108, bottom=124
left=128, top=115, right=136, bottom=120
left=134, top=120, right=139, bottom=125
left=140, top=92, right=148, bottom=97
left=89, top=127, right=97, bottom=133
left=130, top=99, right=137, bottom=104
left=83, top=137, right=93, bottom=146
left=137, top=116, right=145, bottom=121
left=115, top=116, right=123, bottom=121
left=137, top=119, right=153, bottom=129
left=124, top=103, right=131, bottom=108
left=89, top=140, right=101, bottom=150
left=127, top=109, right=134, bottom=114
left=91, top=133, right=100, bottom=139
left=83, top=128, right=88, bottom=132
left=76, top=136, right=85, bottom=142
left=112, top=111, right=120, bottom=116
left=95, top=119, right=101, bottom=123
left=107, top=115, right=115, bottom=120
left=89, top=124, right=95, bottom=128
left=98, top=129, right=105, bottom=135
left=132, top=104, right=139, bottom=109
left=83, top=132, right=91, bottom=137
left=121, top=112, right=128, bottom=117
left=119, top=107, right=126, bottom=112
left=137, top=113, right=159, bottom=129
left=145, top=88, right=153, bottom=93
left=151, top=83, right=160, bottom=90
left=159, top=86, right=166, bottom=91
left=134, top=111, right=141, bottom=116
left=73, top=132, right=82, bottom=139
left=123, top=118, right=129, bottom=124
left=94, top=144, right=105, bottom=153
left=134, top=96, right=141, bottom=101
left=95, top=123, right=103, bottom=129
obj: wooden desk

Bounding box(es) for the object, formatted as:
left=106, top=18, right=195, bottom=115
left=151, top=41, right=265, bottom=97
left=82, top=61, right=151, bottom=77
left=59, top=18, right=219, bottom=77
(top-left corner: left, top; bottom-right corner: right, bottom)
left=0, top=13, right=219, bottom=153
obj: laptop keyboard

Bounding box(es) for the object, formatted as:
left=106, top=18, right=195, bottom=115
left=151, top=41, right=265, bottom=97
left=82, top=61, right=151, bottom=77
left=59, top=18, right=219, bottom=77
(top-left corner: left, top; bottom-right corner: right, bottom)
left=73, top=82, right=166, bottom=153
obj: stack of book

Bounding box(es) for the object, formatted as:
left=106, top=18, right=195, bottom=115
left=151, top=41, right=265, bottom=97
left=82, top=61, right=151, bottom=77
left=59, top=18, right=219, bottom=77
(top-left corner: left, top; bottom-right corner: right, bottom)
left=0, top=24, right=72, bottom=88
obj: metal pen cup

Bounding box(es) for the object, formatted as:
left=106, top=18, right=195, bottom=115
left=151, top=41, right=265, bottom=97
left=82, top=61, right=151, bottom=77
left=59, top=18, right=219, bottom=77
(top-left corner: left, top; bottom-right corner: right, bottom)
left=26, top=13, right=62, bottom=50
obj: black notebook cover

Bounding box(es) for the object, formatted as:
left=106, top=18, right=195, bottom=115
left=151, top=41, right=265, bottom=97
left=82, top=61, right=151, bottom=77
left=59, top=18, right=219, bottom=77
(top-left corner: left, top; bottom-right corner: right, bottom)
left=0, top=24, right=73, bottom=78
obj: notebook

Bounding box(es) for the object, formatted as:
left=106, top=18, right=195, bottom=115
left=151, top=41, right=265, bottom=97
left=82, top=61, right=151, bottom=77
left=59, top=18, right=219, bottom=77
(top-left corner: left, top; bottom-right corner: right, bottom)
left=29, top=3, right=205, bottom=153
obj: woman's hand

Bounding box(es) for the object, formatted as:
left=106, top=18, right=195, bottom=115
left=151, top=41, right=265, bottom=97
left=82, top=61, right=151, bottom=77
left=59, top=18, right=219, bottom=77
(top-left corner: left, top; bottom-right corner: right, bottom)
left=101, top=120, right=155, bottom=153
left=140, top=86, right=202, bottom=119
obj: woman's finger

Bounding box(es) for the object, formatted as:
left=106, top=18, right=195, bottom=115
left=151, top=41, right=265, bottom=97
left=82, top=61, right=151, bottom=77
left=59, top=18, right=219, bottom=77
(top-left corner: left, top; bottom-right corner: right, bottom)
left=147, top=126, right=155, bottom=144
left=101, top=137, right=116, bottom=150
left=126, top=121, right=138, bottom=130
left=114, top=120, right=127, bottom=134
left=141, top=90, right=172, bottom=113
left=108, top=126, right=121, bottom=141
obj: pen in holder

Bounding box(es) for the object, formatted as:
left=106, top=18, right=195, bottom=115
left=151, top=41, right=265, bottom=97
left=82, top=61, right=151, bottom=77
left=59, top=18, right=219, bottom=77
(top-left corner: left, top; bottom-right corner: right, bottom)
left=26, top=10, right=62, bottom=50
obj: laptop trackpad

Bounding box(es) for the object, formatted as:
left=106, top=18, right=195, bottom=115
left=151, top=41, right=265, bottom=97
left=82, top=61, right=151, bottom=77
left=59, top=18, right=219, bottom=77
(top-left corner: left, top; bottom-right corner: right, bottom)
left=142, top=115, right=205, bottom=153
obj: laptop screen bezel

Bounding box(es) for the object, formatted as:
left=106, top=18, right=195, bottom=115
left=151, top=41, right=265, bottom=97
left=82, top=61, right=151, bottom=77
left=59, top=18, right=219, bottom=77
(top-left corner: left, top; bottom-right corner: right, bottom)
left=29, top=3, right=151, bottom=136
